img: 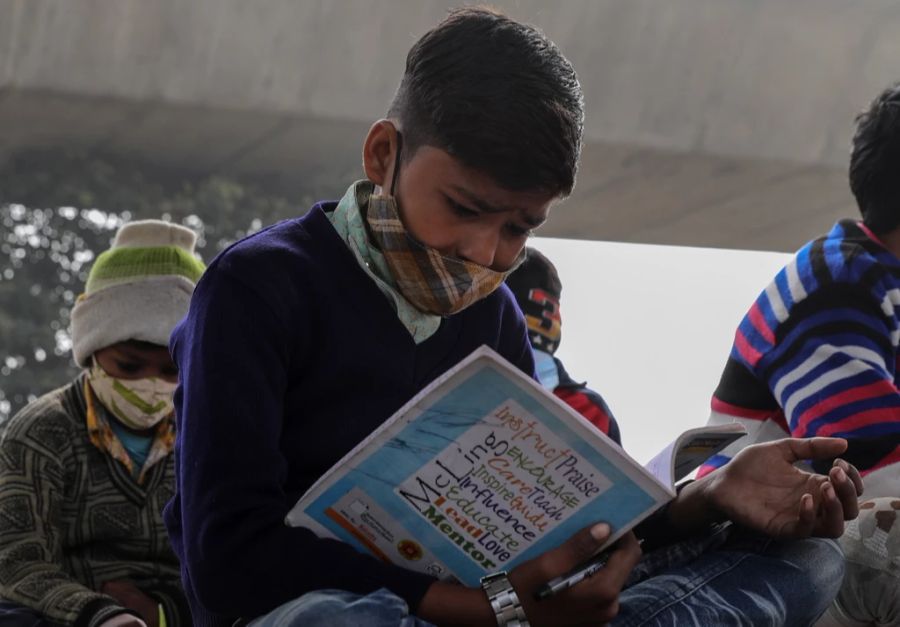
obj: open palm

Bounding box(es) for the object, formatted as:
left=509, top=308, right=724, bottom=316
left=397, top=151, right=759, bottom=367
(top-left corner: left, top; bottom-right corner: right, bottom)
left=704, top=438, right=863, bottom=539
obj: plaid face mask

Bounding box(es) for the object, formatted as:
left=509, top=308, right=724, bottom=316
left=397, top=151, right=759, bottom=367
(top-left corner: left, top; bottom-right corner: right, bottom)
left=87, top=359, right=176, bottom=430
left=366, top=192, right=523, bottom=316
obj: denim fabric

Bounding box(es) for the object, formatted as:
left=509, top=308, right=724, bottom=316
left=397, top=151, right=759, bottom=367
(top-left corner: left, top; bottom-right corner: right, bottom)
left=625, top=521, right=733, bottom=589
left=613, top=527, right=844, bottom=626
left=246, top=588, right=433, bottom=627
left=246, top=528, right=844, bottom=627
left=0, top=602, right=61, bottom=627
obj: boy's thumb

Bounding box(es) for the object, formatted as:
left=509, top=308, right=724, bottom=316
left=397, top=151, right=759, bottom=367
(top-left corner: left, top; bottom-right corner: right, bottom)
left=561, top=523, right=611, bottom=565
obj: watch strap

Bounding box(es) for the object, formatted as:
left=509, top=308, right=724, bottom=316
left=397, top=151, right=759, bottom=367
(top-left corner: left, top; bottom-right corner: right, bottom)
left=480, top=571, right=530, bottom=627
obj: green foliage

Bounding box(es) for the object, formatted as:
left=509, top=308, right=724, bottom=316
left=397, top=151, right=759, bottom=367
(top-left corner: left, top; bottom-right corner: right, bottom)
left=0, top=150, right=310, bottom=424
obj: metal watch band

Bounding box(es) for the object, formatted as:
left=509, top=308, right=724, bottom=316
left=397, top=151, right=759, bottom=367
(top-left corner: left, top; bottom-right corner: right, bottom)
left=480, top=571, right=530, bottom=627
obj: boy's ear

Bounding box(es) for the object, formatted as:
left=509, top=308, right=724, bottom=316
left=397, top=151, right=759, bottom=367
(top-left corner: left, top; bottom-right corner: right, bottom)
left=362, top=120, right=400, bottom=189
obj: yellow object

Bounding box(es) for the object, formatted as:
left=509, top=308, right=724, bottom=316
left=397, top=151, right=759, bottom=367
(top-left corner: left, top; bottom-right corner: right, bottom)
left=158, top=604, right=167, bottom=627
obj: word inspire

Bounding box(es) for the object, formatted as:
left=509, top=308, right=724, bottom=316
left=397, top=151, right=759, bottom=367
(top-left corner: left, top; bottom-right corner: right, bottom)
left=397, top=403, right=609, bottom=570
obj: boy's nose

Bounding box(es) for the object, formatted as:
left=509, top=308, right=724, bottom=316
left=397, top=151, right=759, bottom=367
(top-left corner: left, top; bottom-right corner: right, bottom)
left=457, top=227, right=501, bottom=268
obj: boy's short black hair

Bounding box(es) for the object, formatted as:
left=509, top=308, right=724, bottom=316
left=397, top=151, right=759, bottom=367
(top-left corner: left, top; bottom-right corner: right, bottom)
left=849, top=82, right=900, bottom=233
left=388, top=6, right=584, bottom=197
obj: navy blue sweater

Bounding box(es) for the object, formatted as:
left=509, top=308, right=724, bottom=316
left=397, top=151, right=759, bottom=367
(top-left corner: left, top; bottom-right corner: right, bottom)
left=163, top=203, right=535, bottom=626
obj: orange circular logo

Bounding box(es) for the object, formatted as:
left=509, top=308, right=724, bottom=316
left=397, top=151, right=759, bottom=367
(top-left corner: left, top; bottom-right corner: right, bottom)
left=397, top=539, right=424, bottom=561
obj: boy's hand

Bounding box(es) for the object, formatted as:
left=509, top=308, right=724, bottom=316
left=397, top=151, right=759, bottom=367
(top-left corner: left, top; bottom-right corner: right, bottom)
left=100, top=581, right=160, bottom=627
left=686, top=437, right=863, bottom=538
left=417, top=523, right=641, bottom=626
left=510, top=524, right=641, bottom=626
left=98, top=615, right=148, bottom=627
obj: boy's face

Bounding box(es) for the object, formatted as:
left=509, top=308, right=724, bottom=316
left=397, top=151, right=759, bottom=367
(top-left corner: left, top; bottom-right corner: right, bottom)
left=94, top=341, right=179, bottom=383
left=363, top=121, right=556, bottom=272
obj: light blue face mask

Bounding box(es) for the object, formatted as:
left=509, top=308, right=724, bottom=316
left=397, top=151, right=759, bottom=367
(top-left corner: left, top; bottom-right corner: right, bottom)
left=533, top=349, right=560, bottom=391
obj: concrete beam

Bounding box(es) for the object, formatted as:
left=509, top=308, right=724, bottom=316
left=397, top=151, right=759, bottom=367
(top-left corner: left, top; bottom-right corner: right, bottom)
left=0, top=88, right=849, bottom=253
left=2, top=0, right=898, bottom=166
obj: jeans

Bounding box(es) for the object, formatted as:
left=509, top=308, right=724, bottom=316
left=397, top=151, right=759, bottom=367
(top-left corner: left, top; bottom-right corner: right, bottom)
left=0, top=602, right=61, bottom=627
left=248, top=526, right=844, bottom=627
left=247, top=588, right=431, bottom=627
left=613, top=527, right=843, bottom=626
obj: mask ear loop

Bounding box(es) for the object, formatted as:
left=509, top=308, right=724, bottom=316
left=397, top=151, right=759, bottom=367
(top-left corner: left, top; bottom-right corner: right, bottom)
left=389, top=130, right=404, bottom=196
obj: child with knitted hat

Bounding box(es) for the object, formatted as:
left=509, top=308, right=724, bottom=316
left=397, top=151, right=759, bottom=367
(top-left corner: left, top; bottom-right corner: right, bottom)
left=0, top=220, right=203, bottom=627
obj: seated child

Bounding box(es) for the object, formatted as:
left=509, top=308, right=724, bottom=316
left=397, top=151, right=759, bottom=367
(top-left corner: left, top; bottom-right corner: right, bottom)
left=700, top=82, right=900, bottom=627
left=0, top=220, right=204, bottom=627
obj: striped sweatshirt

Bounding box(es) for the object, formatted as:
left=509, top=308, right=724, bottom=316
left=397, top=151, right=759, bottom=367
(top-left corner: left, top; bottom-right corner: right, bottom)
left=699, top=220, right=900, bottom=498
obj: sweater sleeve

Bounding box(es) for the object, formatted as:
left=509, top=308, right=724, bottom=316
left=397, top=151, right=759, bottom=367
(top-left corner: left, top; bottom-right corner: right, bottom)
left=0, top=407, right=128, bottom=627
left=750, top=283, right=900, bottom=470
left=168, top=260, right=436, bottom=620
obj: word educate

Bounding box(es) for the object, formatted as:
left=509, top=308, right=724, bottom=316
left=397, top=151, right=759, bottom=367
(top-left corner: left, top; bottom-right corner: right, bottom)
left=398, top=405, right=607, bottom=568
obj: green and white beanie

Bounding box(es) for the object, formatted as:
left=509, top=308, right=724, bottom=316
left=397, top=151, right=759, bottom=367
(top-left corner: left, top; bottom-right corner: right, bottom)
left=70, top=220, right=206, bottom=367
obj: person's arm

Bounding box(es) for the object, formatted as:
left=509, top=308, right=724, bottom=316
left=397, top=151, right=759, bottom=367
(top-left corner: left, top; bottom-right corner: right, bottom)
left=666, top=438, right=863, bottom=539
left=754, top=284, right=900, bottom=469
left=701, top=281, right=900, bottom=479
left=554, top=383, right=623, bottom=446
left=99, top=582, right=159, bottom=627
left=101, top=580, right=188, bottom=627
left=169, top=259, right=436, bottom=619
left=0, top=410, right=137, bottom=627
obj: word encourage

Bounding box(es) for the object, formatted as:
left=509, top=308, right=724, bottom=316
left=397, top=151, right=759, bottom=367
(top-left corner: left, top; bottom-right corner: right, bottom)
left=397, top=400, right=611, bottom=570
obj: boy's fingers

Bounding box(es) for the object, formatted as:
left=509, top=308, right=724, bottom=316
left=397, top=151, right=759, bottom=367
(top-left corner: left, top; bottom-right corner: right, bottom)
left=542, top=523, right=610, bottom=576
left=595, top=533, right=641, bottom=592
left=829, top=466, right=860, bottom=520
left=790, top=493, right=816, bottom=538
left=563, top=533, right=640, bottom=608
left=816, top=482, right=846, bottom=537
left=782, top=437, right=847, bottom=463
left=834, top=458, right=865, bottom=496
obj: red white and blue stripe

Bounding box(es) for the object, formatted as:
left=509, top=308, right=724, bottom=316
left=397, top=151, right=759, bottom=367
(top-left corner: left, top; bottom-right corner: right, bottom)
left=700, top=220, right=900, bottom=497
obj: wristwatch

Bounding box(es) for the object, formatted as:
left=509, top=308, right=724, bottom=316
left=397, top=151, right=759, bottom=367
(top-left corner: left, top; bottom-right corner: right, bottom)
left=480, top=571, right=530, bottom=627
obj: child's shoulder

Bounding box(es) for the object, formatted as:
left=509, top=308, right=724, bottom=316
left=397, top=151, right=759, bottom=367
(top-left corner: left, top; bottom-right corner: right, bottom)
left=1, top=381, right=81, bottom=456
left=215, top=212, right=319, bottom=268
left=209, top=204, right=343, bottom=279
left=187, top=205, right=343, bottom=324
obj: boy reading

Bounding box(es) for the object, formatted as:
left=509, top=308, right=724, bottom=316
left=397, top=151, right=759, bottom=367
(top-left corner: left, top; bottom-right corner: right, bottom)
left=165, top=8, right=862, bottom=626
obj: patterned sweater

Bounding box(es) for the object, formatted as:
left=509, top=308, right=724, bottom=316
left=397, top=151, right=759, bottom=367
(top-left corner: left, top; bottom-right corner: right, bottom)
left=0, top=376, right=188, bottom=626
left=700, top=220, right=900, bottom=498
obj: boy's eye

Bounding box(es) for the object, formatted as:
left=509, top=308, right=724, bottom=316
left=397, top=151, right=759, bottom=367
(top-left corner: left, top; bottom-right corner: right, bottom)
left=447, top=198, right=480, bottom=218
left=115, top=360, right=142, bottom=374
left=506, top=223, right=534, bottom=238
